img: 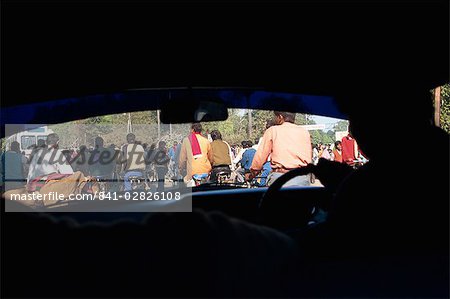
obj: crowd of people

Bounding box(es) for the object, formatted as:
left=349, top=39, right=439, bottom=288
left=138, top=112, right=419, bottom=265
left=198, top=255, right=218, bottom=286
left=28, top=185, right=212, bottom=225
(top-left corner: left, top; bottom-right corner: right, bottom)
left=1, top=111, right=367, bottom=195
left=177, top=111, right=367, bottom=187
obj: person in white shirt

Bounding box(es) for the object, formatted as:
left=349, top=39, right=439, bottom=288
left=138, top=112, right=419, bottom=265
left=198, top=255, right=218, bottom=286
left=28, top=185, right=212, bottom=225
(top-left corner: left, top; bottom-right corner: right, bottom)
left=27, top=133, right=74, bottom=183
left=232, top=142, right=247, bottom=167
left=252, top=139, right=259, bottom=151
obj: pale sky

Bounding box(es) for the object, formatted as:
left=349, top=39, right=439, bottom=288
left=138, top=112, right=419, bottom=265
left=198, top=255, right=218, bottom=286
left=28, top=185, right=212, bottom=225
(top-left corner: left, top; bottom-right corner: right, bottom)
left=311, top=115, right=345, bottom=131
left=237, top=109, right=345, bottom=132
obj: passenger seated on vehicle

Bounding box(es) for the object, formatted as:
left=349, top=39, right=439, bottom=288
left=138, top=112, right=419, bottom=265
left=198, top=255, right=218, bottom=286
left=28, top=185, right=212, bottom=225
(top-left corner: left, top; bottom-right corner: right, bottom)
left=303, top=88, right=449, bottom=297
left=119, top=133, right=146, bottom=191
left=237, top=140, right=256, bottom=181
left=209, top=129, right=232, bottom=182
left=178, top=123, right=213, bottom=186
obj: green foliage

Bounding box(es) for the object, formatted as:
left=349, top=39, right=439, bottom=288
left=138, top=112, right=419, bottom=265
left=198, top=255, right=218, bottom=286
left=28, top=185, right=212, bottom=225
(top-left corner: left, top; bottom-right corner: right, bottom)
left=0, top=138, right=6, bottom=152
left=334, top=120, right=349, bottom=132
left=309, top=129, right=335, bottom=146
left=50, top=112, right=163, bottom=148
left=47, top=108, right=350, bottom=149
left=201, top=109, right=246, bottom=145
left=250, top=110, right=274, bottom=140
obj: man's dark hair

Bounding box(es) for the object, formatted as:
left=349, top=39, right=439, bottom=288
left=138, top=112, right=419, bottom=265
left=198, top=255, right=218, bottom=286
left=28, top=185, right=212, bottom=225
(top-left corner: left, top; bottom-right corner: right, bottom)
left=158, top=141, right=166, bottom=149
left=126, top=133, right=136, bottom=143
left=191, top=123, right=202, bottom=133
left=46, top=133, right=59, bottom=145
left=266, top=119, right=275, bottom=129
left=274, top=111, right=296, bottom=123
left=37, top=139, right=46, bottom=147
left=95, top=137, right=104, bottom=148
left=10, top=141, right=20, bottom=153
left=210, top=130, right=222, bottom=141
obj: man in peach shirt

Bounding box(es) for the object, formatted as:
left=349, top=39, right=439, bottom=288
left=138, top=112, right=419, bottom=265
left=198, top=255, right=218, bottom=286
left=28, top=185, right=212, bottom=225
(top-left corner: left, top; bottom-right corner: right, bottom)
left=250, top=111, right=312, bottom=187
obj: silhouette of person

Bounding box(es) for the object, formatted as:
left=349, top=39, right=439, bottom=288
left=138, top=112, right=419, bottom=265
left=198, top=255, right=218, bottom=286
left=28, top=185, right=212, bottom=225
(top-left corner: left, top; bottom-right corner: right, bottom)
left=301, top=88, right=449, bottom=297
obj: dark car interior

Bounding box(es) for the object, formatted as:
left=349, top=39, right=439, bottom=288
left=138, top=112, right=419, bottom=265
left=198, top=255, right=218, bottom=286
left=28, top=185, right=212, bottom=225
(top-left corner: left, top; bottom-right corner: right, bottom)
left=2, top=0, right=449, bottom=298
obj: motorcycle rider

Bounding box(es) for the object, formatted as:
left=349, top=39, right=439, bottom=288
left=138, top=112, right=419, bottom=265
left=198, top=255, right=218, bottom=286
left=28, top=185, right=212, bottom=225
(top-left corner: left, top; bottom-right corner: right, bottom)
left=179, top=123, right=213, bottom=186
left=119, top=133, right=146, bottom=191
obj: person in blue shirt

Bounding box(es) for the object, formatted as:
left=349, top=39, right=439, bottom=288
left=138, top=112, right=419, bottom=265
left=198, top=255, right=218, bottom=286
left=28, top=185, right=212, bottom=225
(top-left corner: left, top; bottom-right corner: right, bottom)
left=234, top=140, right=256, bottom=182
left=167, top=141, right=177, bottom=160
left=240, top=140, right=256, bottom=171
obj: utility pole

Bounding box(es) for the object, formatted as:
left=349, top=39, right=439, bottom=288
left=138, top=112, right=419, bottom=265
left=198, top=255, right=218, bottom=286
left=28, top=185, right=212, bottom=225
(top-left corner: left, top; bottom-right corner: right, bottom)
left=127, top=113, right=133, bottom=134
left=157, top=110, right=161, bottom=139
left=248, top=109, right=252, bottom=139
left=434, top=86, right=441, bottom=127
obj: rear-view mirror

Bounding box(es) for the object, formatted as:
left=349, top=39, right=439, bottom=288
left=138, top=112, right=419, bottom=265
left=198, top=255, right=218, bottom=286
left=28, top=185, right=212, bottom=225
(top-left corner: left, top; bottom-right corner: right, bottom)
left=160, top=96, right=228, bottom=124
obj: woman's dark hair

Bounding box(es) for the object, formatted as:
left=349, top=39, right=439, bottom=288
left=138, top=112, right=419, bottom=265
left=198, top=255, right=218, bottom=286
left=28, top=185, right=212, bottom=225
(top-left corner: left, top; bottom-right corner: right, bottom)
left=210, top=130, right=222, bottom=141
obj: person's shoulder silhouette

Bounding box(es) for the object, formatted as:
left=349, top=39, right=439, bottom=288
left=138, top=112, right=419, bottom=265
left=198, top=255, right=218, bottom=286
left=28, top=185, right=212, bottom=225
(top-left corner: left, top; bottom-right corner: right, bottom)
left=314, top=88, right=449, bottom=256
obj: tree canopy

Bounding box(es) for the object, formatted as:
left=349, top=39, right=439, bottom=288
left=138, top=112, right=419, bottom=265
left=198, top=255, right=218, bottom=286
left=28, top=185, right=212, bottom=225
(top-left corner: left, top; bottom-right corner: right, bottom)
left=49, top=109, right=350, bottom=149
